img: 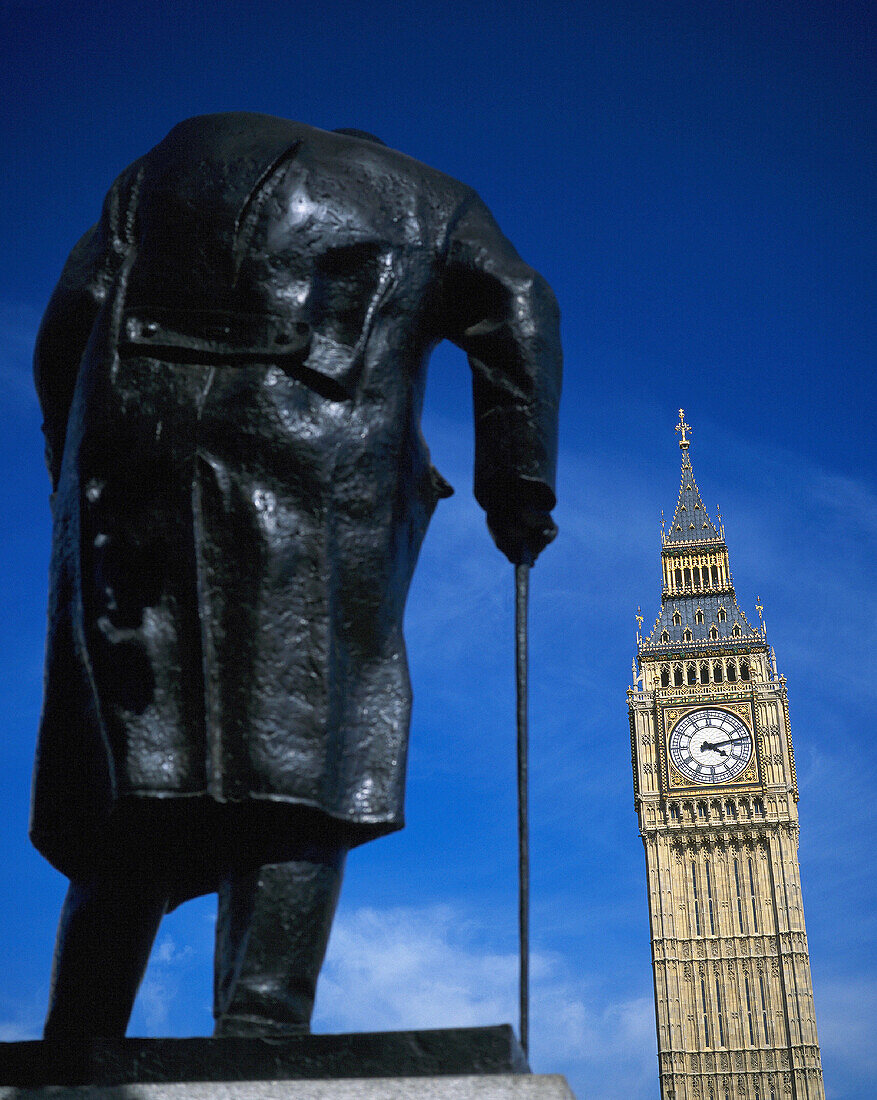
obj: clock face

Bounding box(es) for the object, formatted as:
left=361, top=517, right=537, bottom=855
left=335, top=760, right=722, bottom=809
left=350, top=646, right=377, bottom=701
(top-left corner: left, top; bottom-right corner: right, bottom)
left=668, top=708, right=753, bottom=785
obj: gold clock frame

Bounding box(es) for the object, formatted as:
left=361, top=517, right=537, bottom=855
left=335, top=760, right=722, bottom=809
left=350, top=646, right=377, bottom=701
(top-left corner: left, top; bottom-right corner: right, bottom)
left=659, top=699, right=762, bottom=792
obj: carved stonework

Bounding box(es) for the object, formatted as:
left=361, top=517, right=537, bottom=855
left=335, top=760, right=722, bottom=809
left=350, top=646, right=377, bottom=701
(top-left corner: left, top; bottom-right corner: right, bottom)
left=629, top=420, right=825, bottom=1099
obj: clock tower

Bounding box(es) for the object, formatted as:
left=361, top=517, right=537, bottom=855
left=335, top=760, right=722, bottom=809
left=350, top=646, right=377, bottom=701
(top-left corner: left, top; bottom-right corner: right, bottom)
left=627, top=413, right=825, bottom=1100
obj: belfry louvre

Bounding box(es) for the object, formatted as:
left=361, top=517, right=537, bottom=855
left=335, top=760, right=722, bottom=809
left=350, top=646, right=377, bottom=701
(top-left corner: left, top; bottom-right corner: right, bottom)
left=627, top=412, right=824, bottom=1100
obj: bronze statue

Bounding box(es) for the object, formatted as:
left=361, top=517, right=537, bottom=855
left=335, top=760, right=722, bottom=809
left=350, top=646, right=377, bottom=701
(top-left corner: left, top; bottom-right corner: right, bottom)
left=31, top=113, right=561, bottom=1038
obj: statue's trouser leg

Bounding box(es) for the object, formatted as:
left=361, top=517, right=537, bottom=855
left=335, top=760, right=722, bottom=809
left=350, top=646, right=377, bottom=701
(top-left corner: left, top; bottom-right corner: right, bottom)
left=43, top=879, right=169, bottom=1038
left=213, top=850, right=347, bottom=1036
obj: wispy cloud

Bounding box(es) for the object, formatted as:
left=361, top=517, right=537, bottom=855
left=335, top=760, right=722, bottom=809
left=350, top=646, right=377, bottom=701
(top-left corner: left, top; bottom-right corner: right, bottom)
left=129, top=916, right=215, bottom=1038
left=315, top=904, right=517, bottom=1031
left=133, top=936, right=195, bottom=1032
left=0, top=989, right=46, bottom=1040
left=314, top=903, right=656, bottom=1100
left=815, top=977, right=877, bottom=1099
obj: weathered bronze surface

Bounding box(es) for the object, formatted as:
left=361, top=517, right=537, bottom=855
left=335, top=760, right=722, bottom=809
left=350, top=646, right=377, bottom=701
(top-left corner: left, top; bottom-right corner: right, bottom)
left=31, top=113, right=561, bottom=1037
left=0, top=1026, right=529, bottom=1085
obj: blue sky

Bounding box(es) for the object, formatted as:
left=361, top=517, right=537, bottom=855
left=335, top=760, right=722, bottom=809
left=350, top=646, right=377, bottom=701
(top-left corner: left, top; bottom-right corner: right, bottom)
left=0, top=2, right=874, bottom=1097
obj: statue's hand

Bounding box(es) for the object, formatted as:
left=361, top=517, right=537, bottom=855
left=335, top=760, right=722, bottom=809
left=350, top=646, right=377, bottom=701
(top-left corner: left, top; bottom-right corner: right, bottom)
left=487, top=505, right=557, bottom=566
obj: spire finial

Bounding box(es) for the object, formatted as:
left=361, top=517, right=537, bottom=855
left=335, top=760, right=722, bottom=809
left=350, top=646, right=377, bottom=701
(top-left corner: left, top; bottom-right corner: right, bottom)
left=675, top=408, right=692, bottom=450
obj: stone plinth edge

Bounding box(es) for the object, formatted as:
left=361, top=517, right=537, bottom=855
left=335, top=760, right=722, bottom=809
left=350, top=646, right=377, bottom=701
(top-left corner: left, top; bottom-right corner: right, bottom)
left=0, top=1028, right=529, bottom=1087
left=0, top=1075, right=576, bottom=1099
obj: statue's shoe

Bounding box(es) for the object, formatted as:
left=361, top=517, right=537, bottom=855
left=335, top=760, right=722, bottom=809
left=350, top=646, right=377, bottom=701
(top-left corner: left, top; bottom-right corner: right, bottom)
left=213, top=1012, right=310, bottom=1038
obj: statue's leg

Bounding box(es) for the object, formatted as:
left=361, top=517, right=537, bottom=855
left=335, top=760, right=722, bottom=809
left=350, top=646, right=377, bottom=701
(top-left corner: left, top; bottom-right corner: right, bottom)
left=43, top=878, right=169, bottom=1038
left=213, top=850, right=346, bottom=1036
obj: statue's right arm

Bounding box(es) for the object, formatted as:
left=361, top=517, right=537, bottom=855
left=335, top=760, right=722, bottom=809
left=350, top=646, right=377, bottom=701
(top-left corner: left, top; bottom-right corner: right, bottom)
left=439, top=189, right=562, bottom=565
left=34, top=223, right=108, bottom=490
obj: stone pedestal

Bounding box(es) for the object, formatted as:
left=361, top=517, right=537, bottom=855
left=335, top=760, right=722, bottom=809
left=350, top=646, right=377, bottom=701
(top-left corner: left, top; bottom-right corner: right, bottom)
left=0, top=1027, right=576, bottom=1098
left=0, top=1077, right=575, bottom=1099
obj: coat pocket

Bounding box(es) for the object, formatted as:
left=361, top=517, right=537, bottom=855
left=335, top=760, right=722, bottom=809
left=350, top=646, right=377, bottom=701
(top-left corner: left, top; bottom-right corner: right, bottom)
left=121, top=308, right=312, bottom=363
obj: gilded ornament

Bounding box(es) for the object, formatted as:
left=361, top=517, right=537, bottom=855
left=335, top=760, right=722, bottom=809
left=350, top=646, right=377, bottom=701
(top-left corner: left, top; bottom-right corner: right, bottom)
left=630, top=415, right=825, bottom=1099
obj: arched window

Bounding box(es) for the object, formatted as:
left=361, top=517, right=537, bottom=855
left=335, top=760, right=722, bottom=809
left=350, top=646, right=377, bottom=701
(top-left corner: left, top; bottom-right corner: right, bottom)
left=732, top=623, right=741, bottom=637
left=725, top=799, right=736, bottom=818
left=706, top=861, right=717, bottom=937
left=669, top=803, right=680, bottom=821
left=692, top=566, right=701, bottom=587
left=711, top=565, right=719, bottom=585
left=697, top=801, right=707, bottom=820
left=734, top=859, right=745, bottom=932
left=674, top=568, right=682, bottom=587
left=740, top=658, right=750, bottom=681
left=726, top=661, right=737, bottom=683
left=673, top=610, right=681, bottom=625
left=683, top=628, right=693, bottom=642
left=717, top=607, right=727, bottom=622
left=753, top=798, right=764, bottom=816
left=687, top=663, right=697, bottom=685
left=700, top=663, right=710, bottom=685
left=748, top=858, right=759, bottom=932
left=674, top=664, right=684, bottom=687
left=660, top=665, right=670, bottom=687
left=660, top=630, right=670, bottom=643
left=683, top=567, right=692, bottom=586
left=713, top=661, right=723, bottom=683
left=695, top=608, right=704, bottom=624
left=709, top=625, right=718, bottom=640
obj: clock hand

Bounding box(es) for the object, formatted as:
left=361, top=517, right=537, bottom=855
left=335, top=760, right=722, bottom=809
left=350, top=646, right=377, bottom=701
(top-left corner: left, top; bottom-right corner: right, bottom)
left=699, top=740, right=728, bottom=757
left=705, top=734, right=749, bottom=750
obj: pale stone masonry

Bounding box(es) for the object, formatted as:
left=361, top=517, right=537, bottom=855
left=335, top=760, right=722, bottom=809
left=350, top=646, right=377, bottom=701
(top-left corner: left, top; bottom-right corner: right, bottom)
left=0, top=1079, right=577, bottom=1100
left=627, top=412, right=824, bottom=1100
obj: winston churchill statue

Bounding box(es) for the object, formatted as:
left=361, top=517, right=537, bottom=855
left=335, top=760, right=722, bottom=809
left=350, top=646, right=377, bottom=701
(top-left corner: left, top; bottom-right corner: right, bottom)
left=31, top=113, right=561, bottom=1037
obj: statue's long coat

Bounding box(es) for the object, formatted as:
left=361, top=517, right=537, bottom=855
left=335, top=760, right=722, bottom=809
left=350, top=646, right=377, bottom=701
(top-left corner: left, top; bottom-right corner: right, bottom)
left=31, top=114, right=561, bottom=892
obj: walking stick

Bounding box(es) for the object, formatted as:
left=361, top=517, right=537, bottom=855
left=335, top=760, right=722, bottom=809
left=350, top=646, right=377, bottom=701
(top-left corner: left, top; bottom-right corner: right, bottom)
left=515, top=561, right=531, bottom=1059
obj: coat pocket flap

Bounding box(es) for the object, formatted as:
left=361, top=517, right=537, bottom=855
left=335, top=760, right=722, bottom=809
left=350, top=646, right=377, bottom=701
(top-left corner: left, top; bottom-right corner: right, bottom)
left=121, top=308, right=312, bottom=361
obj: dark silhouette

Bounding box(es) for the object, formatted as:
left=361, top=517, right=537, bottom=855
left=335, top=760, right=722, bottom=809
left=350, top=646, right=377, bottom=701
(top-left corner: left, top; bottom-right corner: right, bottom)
left=31, top=113, right=561, bottom=1037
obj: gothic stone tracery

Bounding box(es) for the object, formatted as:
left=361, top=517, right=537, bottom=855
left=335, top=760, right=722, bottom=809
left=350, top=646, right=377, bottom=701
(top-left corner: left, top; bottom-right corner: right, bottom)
left=627, top=414, right=824, bottom=1100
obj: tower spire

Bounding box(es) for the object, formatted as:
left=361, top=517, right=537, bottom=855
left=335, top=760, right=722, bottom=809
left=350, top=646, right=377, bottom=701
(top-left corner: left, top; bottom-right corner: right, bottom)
left=628, top=418, right=825, bottom=1100
left=664, top=411, right=721, bottom=545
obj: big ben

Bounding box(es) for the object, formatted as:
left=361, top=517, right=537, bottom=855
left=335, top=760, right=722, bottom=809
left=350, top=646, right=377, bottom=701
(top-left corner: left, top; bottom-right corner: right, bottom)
left=628, top=412, right=825, bottom=1100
